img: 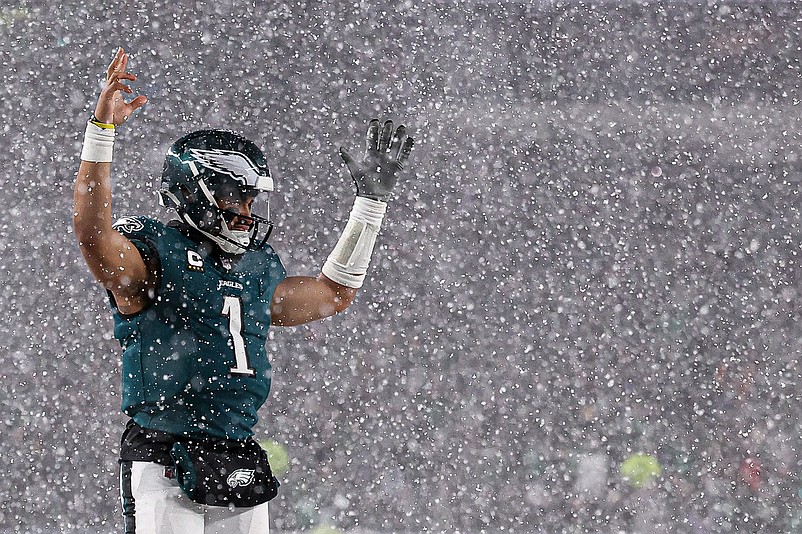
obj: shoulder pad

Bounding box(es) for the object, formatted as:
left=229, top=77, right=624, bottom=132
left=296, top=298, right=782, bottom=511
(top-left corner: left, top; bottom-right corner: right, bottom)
left=112, top=216, right=165, bottom=240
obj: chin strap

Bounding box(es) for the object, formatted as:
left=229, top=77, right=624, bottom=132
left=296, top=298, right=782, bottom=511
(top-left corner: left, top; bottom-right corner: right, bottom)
left=178, top=212, right=250, bottom=255
left=322, top=197, right=387, bottom=288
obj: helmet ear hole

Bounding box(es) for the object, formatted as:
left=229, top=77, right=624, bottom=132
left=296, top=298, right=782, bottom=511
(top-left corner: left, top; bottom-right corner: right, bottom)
left=179, top=185, right=196, bottom=204
left=199, top=207, right=218, bottom=229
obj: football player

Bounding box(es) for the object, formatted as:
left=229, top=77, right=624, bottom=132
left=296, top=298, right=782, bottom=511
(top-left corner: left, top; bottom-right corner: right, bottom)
left=73, top=47, right=413, bottom=534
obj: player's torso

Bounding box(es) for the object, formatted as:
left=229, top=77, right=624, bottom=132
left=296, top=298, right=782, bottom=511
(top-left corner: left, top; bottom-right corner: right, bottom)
left=112, top=217, right=286, bottom=439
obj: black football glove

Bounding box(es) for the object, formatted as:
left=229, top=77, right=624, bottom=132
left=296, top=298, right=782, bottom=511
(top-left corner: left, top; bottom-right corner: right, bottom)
left=339, top=119, right=414, bottom=202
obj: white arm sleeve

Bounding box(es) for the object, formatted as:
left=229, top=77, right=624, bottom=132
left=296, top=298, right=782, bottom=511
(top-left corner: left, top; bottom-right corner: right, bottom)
left=322, top=196, right=387, bottom=288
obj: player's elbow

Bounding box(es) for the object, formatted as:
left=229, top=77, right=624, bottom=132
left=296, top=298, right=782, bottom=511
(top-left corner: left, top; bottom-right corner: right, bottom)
left=321, top=277, right=358, bottom=314
left=330, top=291, right=356, bottom=315
left=72, top=209, right=104, bottom=246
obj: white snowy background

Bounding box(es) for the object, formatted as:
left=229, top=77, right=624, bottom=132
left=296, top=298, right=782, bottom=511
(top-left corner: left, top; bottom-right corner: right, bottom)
left=1, top=1, right=801, bottom=533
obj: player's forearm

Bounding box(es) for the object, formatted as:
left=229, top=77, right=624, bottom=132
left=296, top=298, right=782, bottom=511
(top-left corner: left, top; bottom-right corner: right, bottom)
left=74, top=120, right=117, bottom=243
left=270, top=200, right=382, bottom=327
left=73, top=160, right=115, bottom=246
left=73, top=123, right=133, bottom=287
left=321, top=197, right=386, bottom=289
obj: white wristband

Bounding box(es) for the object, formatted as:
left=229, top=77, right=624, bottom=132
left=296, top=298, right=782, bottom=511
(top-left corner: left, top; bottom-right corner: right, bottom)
left=322, top=196, right=387, bottom=288
left=80, top=122, right=115, bottom=163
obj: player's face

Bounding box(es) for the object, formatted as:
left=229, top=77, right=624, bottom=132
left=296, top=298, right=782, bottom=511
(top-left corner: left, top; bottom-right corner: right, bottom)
left=214, top=183, right=261, bottom=231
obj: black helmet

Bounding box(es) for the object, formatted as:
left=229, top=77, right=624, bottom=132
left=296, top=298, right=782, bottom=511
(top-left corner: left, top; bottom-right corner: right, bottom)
left=159, top=129, right=274, bottom=254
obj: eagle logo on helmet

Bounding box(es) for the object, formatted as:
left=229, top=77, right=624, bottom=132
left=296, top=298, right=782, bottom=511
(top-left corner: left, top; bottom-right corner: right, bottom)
left=188, top=148, right=274, bottom=191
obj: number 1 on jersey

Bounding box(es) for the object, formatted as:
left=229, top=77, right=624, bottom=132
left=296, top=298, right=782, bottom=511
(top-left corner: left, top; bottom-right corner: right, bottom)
left=222, top=295, right=255, bottom=376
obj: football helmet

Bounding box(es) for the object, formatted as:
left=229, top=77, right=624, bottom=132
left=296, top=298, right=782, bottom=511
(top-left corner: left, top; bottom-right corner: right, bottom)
left=159, top=129, right=274, bottom=254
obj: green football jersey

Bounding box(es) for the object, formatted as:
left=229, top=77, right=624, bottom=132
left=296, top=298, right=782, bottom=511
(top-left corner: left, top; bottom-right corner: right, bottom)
left=110, top=216, right=286, bottom=440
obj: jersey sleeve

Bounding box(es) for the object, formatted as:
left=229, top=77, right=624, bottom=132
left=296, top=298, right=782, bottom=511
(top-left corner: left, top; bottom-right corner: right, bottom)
left=108, top=216, right=164, bottom=314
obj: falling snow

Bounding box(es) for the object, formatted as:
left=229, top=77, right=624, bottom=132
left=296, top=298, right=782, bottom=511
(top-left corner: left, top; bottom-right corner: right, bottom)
left=1, top=1, right=802, bottom=533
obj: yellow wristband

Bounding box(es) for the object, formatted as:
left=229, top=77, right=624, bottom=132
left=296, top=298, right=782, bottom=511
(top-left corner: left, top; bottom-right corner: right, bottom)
left=89, top=115, right=115, bottom=129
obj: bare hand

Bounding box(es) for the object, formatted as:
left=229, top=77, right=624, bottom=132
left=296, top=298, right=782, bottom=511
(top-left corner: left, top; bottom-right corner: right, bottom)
left=93, top=47, right=148, bottom=126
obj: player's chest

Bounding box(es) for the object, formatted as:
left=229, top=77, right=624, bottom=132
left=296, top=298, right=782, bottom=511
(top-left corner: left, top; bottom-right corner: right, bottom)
left=162, top=248, right=270, bottom=317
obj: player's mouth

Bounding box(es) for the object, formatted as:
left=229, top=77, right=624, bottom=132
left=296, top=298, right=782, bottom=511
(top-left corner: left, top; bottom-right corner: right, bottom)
left=222, top=210, right=254, bottom=231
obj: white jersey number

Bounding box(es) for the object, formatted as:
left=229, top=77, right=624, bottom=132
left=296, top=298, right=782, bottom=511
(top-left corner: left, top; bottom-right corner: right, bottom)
left=222, top=295, right=255, bottom=375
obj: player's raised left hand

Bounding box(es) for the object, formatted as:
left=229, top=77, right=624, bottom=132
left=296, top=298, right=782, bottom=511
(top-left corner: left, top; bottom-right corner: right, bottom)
left=339, top=119, right=414, bottom=202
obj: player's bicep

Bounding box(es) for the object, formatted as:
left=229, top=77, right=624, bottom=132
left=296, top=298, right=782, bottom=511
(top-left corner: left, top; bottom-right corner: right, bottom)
left=78, top=228, right=151, bottom=293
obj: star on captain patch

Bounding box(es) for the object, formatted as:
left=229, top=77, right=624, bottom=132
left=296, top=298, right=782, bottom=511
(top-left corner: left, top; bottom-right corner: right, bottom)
left=187, top=250, right=204, bottom=272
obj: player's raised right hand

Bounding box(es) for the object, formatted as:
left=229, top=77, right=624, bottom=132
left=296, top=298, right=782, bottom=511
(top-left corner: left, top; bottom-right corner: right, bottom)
left=92, top=47, right=148, bottom=127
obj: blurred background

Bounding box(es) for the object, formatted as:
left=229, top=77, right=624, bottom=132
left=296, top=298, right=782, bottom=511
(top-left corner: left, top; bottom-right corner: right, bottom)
left=1, top=0, right=802, bottom=532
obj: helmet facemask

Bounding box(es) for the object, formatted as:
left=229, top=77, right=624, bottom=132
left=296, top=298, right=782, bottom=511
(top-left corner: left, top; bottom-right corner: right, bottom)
left=200, top=178, right=272, bottom=255
left=160, top=178, right=273, bottom=255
